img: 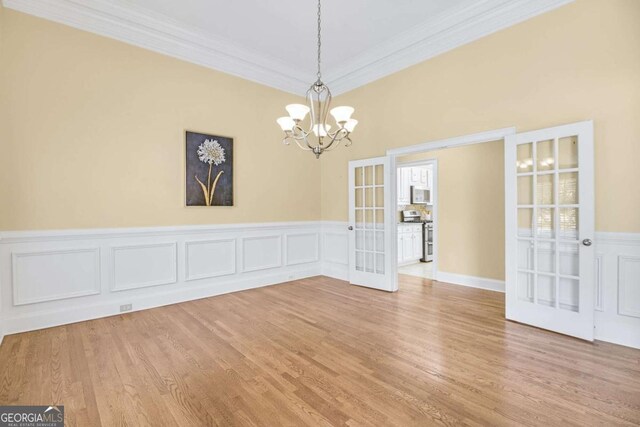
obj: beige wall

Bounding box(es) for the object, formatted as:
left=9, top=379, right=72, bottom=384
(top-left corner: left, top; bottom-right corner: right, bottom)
left=0, top=8, right=319, bottom=231
left=399, top=141, right=505, bottom=280
left=322, top=0, right=640, bottom=239
left=1, top=0, right=638, bottom=286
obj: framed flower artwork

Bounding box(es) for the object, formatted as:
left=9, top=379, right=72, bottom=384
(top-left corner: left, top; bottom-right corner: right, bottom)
left=185, top=131, right=233, bottom=206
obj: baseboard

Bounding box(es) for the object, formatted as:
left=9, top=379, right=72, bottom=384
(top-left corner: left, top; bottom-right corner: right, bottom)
left=436, top=271, right=505, bottom=293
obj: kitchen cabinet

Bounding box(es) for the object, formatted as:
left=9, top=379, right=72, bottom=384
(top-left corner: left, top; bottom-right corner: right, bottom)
left=412, top=230, right=423, bottom=257
left=398, top=166, right=431, bottom=205
left=397, top=224, right=423, bottom=265
left=397, top=168, right=411, bottom=205
left=411, top=168, right=420, bottom=182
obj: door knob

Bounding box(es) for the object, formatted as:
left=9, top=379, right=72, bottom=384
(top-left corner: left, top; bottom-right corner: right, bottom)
left=582, top=238, right=592, bottom=246
left=348, top=226, right=354, bottom=231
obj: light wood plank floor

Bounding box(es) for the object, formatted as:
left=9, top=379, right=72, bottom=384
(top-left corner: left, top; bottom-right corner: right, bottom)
left=1, top=275, right=639, bottom=426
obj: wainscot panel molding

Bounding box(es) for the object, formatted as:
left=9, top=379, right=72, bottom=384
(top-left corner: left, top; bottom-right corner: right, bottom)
left=0, top=222, right=322, bottom=336
left=320, top=222, right=349, bottom=281
left=285, top=233, right=320, bottom=266
left=617, top=255, right=640, bottom=318
left=594, top=234, right=640, bottom=349
left=184, top=239, right=236, bottom=282
left=11, top=248, right=102, bottom=306
left=241, top=235, right=283, bottom=272
left=110, top=243, right=178, bottom=292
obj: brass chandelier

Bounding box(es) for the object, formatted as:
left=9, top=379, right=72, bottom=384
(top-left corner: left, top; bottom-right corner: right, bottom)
left=276, top=0, right=357, bottom=159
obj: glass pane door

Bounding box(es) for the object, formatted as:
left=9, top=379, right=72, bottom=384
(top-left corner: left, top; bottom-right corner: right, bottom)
left=507, top=121, right=594, bottom=340
left=349, top=157, right=393, bottom=291
left=353, top=164, right=385, bottom=274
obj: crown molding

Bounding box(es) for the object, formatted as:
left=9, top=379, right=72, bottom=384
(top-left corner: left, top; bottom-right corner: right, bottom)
left=2, top=0, right=311, bottom=95
left=2, top=0, right=574, bottom=96
left=325, top=0, right=574, bottom=95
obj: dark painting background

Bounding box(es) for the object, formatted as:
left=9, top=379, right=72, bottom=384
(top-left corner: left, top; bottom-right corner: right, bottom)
left=185, top=131, right=234, bottom=206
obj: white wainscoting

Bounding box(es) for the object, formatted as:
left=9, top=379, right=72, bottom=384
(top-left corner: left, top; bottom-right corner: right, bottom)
left=12, top=248, right=101, bottom=305
left=286, top=233, right=320, bottom=266
left=241, top=235, right=283, bottom=272
left=594, top=233, right=640, bottom=349
left=1, top=221, right=638, bottom=349
left=110, top=242, right=178, bottom=292
left=185, top=238, right=236, bottom=281
left=0, top=222, right=322, bottom=336
left=320, top=222, right=349, bottom=280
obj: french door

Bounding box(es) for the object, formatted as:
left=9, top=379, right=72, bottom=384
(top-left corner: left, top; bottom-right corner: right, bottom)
left=505, top=121, right=595, bottom=340
left=348, top=157, right=395, bottom=291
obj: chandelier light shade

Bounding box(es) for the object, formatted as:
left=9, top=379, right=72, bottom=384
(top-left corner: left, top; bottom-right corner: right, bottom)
left=276, top=0, right=357, bottom=159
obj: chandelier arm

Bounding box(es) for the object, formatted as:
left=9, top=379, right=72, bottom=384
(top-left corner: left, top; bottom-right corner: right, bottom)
left=290, top=135, right=314, bottom=151
left=293, top=137, right=313, bottom=151
left=285, top=126, right=313, bottom=150
left=291, top=124, right=310, bottom=140
left=306, top=134, right=316, bottom=151
left=321, top=128, right=349, bottom=152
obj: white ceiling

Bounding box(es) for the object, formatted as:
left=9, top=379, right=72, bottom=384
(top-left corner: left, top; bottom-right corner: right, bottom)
left=3, top=0, right=573, bottom=95
left=124, top=0, right=473, bottom=76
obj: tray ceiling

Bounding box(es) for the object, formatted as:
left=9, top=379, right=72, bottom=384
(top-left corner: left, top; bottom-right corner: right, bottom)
left=2, top=0, right=573, bottom=95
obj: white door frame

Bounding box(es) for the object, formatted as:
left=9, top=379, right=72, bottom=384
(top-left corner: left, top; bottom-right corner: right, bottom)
left=386, top=127, right=516, bottom=290
left=396, top=159, right=439, bottom=280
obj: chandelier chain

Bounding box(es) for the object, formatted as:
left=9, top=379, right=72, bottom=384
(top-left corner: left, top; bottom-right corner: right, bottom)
left=317, top=0, right=322, bottom=82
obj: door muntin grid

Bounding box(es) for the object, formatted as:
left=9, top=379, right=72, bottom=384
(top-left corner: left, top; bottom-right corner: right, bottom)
left=516, top=135, right=580, bottom=312
left=354, top=165, right=385, bottom=275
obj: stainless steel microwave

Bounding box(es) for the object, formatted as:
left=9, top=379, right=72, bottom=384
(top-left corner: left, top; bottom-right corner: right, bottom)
left=410, top=186, right=431, bottom=204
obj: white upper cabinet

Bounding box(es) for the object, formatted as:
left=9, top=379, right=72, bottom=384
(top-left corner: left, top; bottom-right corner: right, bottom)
left=397, top=168, right=411, bottom=205
left=410, top=167, right=429, bottom=187
left=397, top=165, right=433, bottom=205
left=411, top=168, right=420, bottom=182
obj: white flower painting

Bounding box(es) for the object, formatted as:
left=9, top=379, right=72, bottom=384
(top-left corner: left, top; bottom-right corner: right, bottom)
left=197, top=139, right=225, bottom=166
left=186, top=131, right=233, bottom=206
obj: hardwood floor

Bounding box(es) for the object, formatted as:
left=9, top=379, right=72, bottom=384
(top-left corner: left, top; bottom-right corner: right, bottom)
left=1, top=275, right=639, bottom=426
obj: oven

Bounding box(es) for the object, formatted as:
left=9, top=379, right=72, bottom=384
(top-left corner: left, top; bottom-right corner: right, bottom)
left=422, top=222, right=434, bottom=262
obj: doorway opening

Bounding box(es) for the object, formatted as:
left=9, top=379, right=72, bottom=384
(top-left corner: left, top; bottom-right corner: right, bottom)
left=396, top=159, right=437, bottom=280
left=387, top=127, right=515, bottom=292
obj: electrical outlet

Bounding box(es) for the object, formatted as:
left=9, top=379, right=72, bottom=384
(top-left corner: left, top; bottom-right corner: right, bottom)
left=120, top=304, right=132, bottom=313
